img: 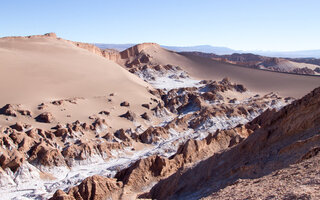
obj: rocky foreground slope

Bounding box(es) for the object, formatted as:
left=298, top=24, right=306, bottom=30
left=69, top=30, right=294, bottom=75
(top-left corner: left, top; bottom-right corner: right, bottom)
left=51, top=85, right=320, bottom=200
left=144, top=86, right=320, bottom=199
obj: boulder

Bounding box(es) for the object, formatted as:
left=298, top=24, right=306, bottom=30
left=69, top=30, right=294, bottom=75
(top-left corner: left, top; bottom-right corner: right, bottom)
left=141, top=112, right=150, bottom=120
left=0, top=104, right=17, bottom=117
left=120, top=101, right=130, bottom=107
left=119, top=111, right=135, bottom=121
left=141, top=104, right=150, bottom=109
left=35, top=112, right=54, bottom=123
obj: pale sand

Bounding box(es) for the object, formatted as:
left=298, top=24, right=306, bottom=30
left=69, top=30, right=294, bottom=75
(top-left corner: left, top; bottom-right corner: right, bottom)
left=0, top=36, right=152, bottom=105
left=0, top=36, right=157, bottom=130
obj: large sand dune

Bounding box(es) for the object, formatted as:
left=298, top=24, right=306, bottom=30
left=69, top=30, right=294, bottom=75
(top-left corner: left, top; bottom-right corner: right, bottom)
left=132, top=44, right=320, bottom=98
left=0, top=35, right=159, bottom=132
left=0, top=36, right=151, bottom=105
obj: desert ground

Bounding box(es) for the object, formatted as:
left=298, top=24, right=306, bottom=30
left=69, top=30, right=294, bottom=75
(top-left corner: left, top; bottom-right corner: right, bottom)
left=0, top=33, right=319, bottom=200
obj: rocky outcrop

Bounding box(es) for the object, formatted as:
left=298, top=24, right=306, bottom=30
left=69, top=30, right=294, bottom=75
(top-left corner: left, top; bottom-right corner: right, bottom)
left=50, top=175, right=123, bottom=200
left=28, top=143, right=66, bottom=166
left=0, top=104, right=32, bottom=117
left=98, top=110, right=110, bottom=116
left=3, top=32, right=57, bottom=40
left=146, top=86, right=320, bottom=199
left=141, top=103, right=150, bottom=109
left=35, top=112, right=54, bottom=123
left=68, top=41, right=160, bottom=65
left=120, top=101, right=130, bottom=107
left=139, top=127, right=169, bottom=144
left=119, top=111, right=136, bottom=121
left=51, top=109, right=260, bottom=199
left=114, top=129, right=131, bottom=142
left=292, top=67, right=315, bottom=75
left=140, top=112, right=150, bottom=120
left=119, top=43, right=160, bottom=59
left=10, top=122, right=31, bottom=132
left=44, top=32, right=57, bottom=38
left=1, top=104, right=19, bottom=117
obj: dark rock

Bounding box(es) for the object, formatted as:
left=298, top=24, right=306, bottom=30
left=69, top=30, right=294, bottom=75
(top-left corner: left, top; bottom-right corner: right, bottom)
left=35, top=112, right=54, bottom=123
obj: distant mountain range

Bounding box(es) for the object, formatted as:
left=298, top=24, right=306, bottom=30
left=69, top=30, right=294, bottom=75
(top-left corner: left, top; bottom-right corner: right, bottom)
left=94, top=43, right=320, bottom=58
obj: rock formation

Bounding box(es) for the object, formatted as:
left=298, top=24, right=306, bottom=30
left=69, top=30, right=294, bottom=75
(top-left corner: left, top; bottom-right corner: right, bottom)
left=50, top=87, right=320, bottom=200
left=147, top=86, right=320, bottom=199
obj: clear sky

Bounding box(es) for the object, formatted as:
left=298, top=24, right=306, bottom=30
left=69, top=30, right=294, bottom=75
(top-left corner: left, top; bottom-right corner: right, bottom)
left=1, top=0, right=319, bottom=51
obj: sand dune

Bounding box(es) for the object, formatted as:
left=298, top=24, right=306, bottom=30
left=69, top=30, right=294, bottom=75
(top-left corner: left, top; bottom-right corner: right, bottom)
left=0, top=35, right=159, bottom=132
left=179, top=53, right=320, bottom=98
left=0, top=35, right=151, bottom=105
left=128, top=44, right=320, bottom=98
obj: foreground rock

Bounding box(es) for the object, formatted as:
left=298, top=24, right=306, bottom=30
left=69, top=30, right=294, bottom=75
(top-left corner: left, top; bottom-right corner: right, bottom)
left=147, top=86, right=320, bottom=199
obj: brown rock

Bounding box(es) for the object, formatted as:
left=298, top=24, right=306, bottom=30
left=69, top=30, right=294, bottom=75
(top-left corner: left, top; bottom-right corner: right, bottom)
left=54, top=128, right=69, bottom=137
left=52, top=100, right=64, bottom=105
left=5, top=154, right=24, bottom=172
left=115, top=155, right=172, bottom=188
left=92, top=118, right=107, bottom=129
left=98, top=111, right=110, bottom=115
left=0, top=104, right=17, bottom=117
left=35, top=112, right=54, bottom=123
left=114, top=129, right=131, bottom=142
left=10, top=122, right=24, bottom=131
left=141, top=112, right=150, bottom=120
left=139, top=127, right=168, bottom=144
left=102, top=133, right=114, bottom=142
left=28, top=144, right=66, bottom=166
left=141, top=103, right=150, bottom=109
left=120, top=101, right=130, bottom=107
left=37, top=103, right=48, bottom=110
left=50, top=189, right=75, bottom=200
left=67, top=175, right=122, bottom=200
left=119, top=111, right=135, bottom=121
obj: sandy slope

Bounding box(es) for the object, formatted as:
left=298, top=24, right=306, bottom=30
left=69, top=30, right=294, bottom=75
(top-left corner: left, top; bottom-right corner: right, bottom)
left=0, top=36, right=151, bottom=105
left=0, top=35, right=158, bottom=131
left=133, top=45, right=320, bottom=98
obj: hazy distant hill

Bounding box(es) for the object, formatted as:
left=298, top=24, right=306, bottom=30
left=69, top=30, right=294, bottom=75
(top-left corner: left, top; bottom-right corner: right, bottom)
left=94, top=43, right=320, bottom=58
left=161, top=45, right=237, bottom=55
left=254, top=49, right=320, bottom=58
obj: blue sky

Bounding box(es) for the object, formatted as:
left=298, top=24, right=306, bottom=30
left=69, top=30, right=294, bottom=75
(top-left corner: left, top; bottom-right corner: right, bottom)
left=1, top=0, right=319, bottom=51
